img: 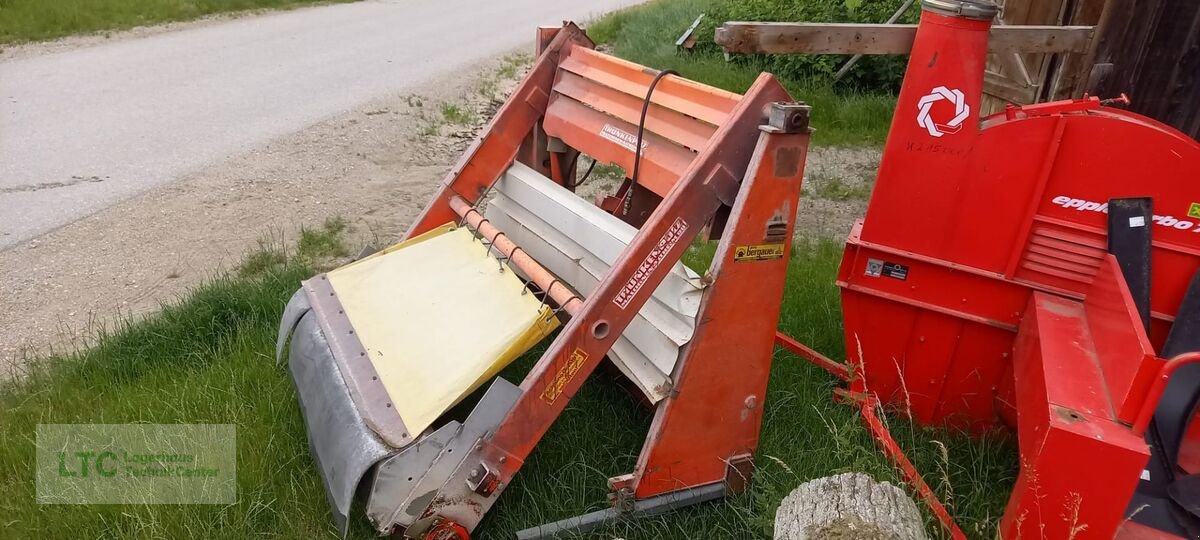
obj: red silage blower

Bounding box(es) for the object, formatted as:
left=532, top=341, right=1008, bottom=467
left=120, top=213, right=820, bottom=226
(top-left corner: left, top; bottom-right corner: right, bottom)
left=821, top=1, right=1200, bottom=538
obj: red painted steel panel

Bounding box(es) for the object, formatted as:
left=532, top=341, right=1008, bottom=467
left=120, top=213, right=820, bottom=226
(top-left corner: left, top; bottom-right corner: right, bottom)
left=899, top=312, right=966, bottom=424
left=556, top=45, right=738, bottom=127
left=551, top=70, right=716, bottom=152
left=860, top=10, right=996, bottom=262
left=1085, top=256, right=1160, bottom=423
left=543, top=95, right=694, bottom=198
left=931, top=322, right=1012, bottom=426
left=633, top=127, right=810, bottom=498
left=1001, top=293, right=1150, bottom=540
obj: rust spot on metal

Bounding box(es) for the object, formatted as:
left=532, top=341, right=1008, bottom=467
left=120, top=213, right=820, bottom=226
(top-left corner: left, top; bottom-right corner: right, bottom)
left=1053, top=405, right=1087, bottom=424
left=774, top=146, right=801, bottom=177
left=425, top=494, right=485, bottom=518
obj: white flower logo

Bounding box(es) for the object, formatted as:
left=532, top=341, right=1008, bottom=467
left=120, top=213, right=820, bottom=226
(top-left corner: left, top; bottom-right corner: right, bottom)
left=916, top=86, right=971, bottom=138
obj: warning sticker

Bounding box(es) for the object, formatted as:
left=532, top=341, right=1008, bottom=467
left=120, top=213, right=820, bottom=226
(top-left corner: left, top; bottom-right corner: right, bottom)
left=614, top=218, right=689, bottom=309
left=865, top=258, right=909, bottom=281
left=1189, top=203, right=1200, bottom=220
left=541, top=348, right=588, bottom=404
left=734, top=243, right=785, bottom=262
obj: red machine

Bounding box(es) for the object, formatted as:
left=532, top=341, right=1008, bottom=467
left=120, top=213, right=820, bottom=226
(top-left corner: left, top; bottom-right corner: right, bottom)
left=828, top=0, right=1200, bottom=538
left=279, top=22, right=816, bottom=540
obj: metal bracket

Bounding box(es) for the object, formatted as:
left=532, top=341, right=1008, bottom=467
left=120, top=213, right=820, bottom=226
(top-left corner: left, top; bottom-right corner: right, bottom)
left=606, top=474, right=636, bottom=512
left=764, top=102, right=812, bottom=134
left=466, top=462, right=500, bottom=497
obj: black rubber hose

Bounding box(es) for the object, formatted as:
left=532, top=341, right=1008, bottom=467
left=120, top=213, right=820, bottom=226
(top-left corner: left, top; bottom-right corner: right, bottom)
left=624, top=68, right=679, bottom=216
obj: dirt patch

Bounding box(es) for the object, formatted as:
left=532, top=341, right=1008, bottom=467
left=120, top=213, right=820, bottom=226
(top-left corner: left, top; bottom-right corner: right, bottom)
left=796, top=146, right=882, bottom=241
left=0, top=51, right=531, bottom=370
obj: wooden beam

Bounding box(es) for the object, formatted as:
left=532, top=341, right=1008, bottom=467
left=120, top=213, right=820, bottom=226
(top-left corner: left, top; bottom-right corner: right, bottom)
left=714, top=22, right=1095, bottom=55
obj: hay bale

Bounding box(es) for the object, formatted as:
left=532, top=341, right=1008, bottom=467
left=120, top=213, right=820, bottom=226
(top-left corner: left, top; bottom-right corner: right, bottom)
left=774, top=472, right=928, bottom=540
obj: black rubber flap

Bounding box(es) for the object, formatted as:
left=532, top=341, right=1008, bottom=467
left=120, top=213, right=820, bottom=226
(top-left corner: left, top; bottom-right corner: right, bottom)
left=1108, top=197, right=1153, bottom=331
left=1169, top=473, right=1200, bottom=535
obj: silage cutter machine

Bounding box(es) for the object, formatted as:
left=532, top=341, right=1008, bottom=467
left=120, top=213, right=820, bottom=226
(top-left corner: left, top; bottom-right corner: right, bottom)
left=276, top=1, right=1200, bottom=538
left=277, top=22, right=813, bottom=540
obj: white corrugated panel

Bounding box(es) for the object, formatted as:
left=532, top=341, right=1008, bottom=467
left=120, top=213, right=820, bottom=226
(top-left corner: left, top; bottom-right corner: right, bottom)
left=483, top=162, right=705, bottom=401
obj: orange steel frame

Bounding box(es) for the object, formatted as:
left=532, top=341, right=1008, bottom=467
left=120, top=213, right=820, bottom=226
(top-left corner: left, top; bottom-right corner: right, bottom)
left=400, top=23, right=813, bottom=537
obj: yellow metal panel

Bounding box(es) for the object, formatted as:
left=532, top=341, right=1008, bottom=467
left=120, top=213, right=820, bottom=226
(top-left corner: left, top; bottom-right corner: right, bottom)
left=327, top=225, right=558, bottom=436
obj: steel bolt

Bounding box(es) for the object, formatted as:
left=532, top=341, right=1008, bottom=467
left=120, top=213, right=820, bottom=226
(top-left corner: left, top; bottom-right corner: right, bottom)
left=744, top=395, right=758, bottom=409
left=499, top=456, right=507, bottom=464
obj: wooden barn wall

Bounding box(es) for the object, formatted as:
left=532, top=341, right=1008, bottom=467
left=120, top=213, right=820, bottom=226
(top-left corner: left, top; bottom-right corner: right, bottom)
left=981, top=0, right=1198, bottom=141
left=981, top=0, right=1107, bottom=115
left=1090, top=0, right=1200, bottom=140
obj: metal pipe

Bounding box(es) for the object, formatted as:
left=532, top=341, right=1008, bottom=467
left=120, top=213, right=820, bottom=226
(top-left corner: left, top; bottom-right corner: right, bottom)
left=1132, top=352, right=1200, bottom=435
left=449, top=195, right=584, bottom=316
left=774, top=331, right=850, bottom=380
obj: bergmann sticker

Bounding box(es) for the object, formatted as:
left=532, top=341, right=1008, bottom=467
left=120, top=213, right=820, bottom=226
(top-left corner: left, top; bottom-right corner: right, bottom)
left=734, top=243, right=785, bottom=262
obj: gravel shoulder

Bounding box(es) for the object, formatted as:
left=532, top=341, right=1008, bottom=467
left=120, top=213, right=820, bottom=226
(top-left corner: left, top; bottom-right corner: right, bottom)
left=0, top=52, right=528, bottom=370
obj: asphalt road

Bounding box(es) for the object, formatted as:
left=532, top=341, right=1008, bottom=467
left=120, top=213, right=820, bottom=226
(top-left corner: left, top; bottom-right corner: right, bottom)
left=0, top=0, right=642, bottom=250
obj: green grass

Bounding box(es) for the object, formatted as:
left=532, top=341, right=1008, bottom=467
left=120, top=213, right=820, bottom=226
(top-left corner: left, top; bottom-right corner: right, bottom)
left=296, top=216, right=349, bottom=260
left=440, top=103, right=478, bottom=126
left=0, top=0, right=353, bottom=45
left=587, top=0, right=897, bottom=146
left=0, top=235, right=1016, bottom=539
left=810, top=172, right=873, bottom=202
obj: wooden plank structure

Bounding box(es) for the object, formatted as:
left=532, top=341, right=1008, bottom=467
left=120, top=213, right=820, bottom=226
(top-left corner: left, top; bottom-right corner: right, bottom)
left=714, top=0, right=1200, bottom=140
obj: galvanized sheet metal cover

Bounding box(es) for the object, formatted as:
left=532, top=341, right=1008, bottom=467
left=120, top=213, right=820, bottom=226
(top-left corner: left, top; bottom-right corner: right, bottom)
left=284, top=306, right=397, bottom=536
left=921, top=0, right=999, bottom=20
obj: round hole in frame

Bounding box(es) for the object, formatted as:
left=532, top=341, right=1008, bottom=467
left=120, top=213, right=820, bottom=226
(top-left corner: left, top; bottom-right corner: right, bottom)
left=592, top=321, right=610, bottom=340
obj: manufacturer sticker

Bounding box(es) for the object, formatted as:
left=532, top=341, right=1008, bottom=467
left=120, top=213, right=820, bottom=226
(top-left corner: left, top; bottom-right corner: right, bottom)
left=865, top=258, right=909, bottom=281
left=599, top=123, right=648, bottom=153
left=1051, top=195, right=1200, bottom=233
left=541, top=348, right=588, bottom=404
left=614, top=218, right=689, bottom=309
left=734, top=243, right=785, bottom=262
left=916, top=86, right=971, bottom=138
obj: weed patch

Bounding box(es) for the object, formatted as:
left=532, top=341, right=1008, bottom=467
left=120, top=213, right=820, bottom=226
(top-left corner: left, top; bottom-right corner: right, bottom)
left=296, top=217, right=349, bottom=260
left=439, top=103, right=477, bottom=126
left=811, top=172, right=872, bottom=202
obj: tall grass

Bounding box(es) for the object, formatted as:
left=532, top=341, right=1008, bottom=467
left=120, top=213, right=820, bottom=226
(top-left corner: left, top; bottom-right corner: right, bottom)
left=0, top=259, right=336, bottom=538
left=588, top=0, right=897, bottom=146
left=0, top=0, right=352, bottom=45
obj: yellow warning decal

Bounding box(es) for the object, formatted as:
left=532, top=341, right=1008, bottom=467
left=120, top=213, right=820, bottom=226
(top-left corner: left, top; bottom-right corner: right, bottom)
left=1188, top=203, right=1200, bottom=220
left=734, top=243, right=786, bottom=262
left=541, top=348, right=588, bottom=404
